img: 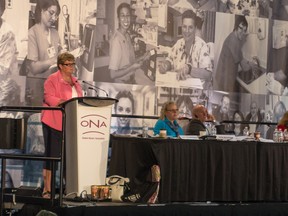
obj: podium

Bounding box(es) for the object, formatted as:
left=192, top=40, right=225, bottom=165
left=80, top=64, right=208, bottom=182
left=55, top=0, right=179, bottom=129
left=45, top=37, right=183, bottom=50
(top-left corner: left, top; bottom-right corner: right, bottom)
left=61, top=97, right=117, bottom=194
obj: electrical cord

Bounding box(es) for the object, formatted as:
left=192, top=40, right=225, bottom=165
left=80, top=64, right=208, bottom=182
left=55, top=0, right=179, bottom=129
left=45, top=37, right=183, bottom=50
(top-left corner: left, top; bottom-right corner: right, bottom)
left=63, top=190, right=95, bottom=203
left=63, top=191, right=78, bottom=198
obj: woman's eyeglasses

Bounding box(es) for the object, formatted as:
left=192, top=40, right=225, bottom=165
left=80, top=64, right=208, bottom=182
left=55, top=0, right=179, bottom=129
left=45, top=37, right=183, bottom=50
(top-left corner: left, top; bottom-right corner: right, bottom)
left=62, top=63, right=76, bottom=67
left=166, top=109, right=179, bottom=113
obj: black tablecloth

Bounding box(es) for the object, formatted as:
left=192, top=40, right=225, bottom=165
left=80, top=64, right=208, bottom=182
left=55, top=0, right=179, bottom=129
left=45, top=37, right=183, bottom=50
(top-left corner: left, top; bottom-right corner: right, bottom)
left=109, top=135, right=288, bottom=202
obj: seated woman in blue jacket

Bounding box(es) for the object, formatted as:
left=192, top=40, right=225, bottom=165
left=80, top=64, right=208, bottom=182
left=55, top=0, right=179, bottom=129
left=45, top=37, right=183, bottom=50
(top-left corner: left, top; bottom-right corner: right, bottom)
left=153, top=101, right=184, bottom=137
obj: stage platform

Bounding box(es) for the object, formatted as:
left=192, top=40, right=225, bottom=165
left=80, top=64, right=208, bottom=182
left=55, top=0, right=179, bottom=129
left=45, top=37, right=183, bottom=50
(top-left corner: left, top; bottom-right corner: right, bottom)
left=12, top=201, right=288, bottom=216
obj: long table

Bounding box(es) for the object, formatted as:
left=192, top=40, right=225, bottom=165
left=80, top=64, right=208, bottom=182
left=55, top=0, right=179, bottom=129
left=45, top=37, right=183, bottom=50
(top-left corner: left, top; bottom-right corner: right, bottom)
left=109, top=135, right=288, bottom=203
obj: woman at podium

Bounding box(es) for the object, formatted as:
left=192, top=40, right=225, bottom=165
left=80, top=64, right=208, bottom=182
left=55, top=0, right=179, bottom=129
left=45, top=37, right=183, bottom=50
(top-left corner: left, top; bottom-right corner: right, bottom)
left=41, top=52, right=83, bottom=198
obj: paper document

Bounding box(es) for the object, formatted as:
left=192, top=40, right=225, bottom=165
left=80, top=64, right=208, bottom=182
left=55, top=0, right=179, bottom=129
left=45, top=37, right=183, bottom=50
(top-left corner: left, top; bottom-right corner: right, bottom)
left=156, top=72, right=203, bottom=89
left=179, top=135, right=200, bottom=140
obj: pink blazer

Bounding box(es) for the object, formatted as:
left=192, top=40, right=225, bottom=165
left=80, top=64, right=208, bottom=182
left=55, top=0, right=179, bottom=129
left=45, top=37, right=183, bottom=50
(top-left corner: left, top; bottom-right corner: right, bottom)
left=41, top=70, right=83, bottom=131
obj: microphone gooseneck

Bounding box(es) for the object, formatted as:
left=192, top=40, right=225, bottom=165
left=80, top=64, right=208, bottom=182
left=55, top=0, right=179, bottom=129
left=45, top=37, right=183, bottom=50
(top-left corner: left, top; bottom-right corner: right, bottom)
left=82, top=81, right=109, bottom=97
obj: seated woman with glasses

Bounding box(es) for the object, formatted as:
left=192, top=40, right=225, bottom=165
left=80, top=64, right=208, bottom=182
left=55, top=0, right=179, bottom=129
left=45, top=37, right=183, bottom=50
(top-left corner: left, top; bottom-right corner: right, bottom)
left=153, top=101, right=184, bottom=137
left=185, top=104, right=208, bottom=135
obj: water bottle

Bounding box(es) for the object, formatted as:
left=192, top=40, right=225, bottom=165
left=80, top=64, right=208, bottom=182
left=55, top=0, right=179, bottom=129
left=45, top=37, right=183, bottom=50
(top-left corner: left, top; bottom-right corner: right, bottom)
left=278, top=129, right=284, bottom=143
left=211, top=125, right=217, bottom=136
left=243, top=127, right=249, bottom=136
left=284, top=129, right=288, bottom=142
left=273, top=128, right=279, bottom=142
left=205, top=122, right=212, bottom=135
left=142, top=123, right=148, bottom=138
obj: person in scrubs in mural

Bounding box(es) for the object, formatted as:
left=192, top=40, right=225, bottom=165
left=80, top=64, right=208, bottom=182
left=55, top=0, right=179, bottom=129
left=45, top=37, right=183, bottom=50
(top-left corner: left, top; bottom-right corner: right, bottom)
left=158, top=10, right=212, bottom=88
left=26, top=0, right=61, bottom=105
left=214, top=15, right=258, bottom=92
left=113, top=90, right=138, bottom=135
left=109, top=3, right=149, bottom=84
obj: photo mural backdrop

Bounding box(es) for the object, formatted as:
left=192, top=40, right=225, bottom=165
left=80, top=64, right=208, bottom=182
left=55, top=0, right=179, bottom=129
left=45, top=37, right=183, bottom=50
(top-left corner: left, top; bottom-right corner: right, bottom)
left=0, top=0, right=287, bottom=186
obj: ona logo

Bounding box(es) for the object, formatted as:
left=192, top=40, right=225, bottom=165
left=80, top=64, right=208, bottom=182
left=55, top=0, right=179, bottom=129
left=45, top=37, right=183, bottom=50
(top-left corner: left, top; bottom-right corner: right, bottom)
left=80, top=114, right=108, bottom=135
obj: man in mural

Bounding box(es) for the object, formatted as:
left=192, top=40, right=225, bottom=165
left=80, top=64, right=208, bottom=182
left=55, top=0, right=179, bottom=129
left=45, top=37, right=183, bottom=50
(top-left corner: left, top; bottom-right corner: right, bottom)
left=158, top=9, right=212, bottom=89
left=214, top=15, right=258, bottom=92
left=212, top=95, right=230, bottom=123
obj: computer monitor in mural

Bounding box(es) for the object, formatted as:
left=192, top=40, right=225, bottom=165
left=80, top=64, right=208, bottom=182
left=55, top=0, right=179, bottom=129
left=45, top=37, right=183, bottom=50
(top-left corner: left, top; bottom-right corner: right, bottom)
left=80, top=24, right=96, bottom=74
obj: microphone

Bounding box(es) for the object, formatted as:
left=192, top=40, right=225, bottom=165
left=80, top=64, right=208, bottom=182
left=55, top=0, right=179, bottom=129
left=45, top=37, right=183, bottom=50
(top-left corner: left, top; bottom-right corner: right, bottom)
left=82, top=80, right=109, bottom=97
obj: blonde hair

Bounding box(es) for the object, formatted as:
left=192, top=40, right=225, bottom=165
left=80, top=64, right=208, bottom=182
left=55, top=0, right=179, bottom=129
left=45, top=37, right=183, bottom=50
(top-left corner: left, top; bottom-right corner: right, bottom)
left=159, top=101, right=176, bottom=120
left=278, top=111, right=288, bottom=126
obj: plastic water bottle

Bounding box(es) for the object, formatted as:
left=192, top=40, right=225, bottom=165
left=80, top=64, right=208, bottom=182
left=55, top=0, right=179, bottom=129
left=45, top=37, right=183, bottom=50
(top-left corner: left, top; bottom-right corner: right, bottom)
left=211, top=125, right=217, bottom=136
left=205, top=122, right=212, bottom=135
left=278, top=129, right=284, bottom=143
left=142, top=123, right=148, bottom=138
left=273, top=128, right=279, bottom=142
left=243, top=127, right=249, bottom=136
left=284, top=129, right=288, bottom=142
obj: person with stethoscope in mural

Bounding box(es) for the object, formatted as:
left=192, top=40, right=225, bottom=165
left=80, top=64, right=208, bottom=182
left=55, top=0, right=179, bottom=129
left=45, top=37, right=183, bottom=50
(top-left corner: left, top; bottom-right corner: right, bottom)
left=26, top=0, right=61, bottom=106
left=158, top=10, right=213, bottom=89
